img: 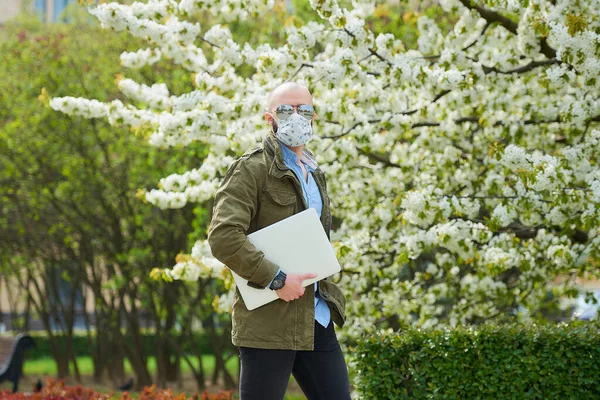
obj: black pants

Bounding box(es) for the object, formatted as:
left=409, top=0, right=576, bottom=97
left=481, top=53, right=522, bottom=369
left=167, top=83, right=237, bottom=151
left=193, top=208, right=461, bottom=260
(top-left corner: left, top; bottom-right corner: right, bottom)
left=238, top=321, right=351, bottom=400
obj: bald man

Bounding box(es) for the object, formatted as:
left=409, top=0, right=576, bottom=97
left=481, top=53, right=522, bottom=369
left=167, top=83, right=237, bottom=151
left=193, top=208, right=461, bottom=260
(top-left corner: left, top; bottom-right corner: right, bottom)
left=208, top=82, right=351, bottom=400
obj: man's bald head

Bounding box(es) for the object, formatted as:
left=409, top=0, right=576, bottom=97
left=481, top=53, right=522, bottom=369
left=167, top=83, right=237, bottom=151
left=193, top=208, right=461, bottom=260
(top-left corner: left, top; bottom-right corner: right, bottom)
left=266, top=82, right=313, bottom=112
left=264, top=82, right=316, bottom=138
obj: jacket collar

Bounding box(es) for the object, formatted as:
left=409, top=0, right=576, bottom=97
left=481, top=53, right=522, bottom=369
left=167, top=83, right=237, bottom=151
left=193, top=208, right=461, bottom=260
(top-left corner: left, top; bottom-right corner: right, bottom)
left=278, top=141, right=319, bottom=173
left=262, top=134, right=331, bottom=239
left=263, top=134, right=320, bottom=178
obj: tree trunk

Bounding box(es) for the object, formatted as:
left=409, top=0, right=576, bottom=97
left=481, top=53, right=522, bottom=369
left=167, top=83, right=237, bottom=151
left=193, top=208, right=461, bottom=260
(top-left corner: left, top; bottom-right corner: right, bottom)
left=108, top=319, right=126, bottom=386
left=121, top=299, right=152, bottom=389
left=85, top=297, right=106, bottom=383
left=206, top=316, right=236, bottom=389
left=156, top=283, right=180, bottom=385
left=155, top=333, right=167, bottom=388
left=52, top=336, right=70, bottom=379
left=166, top=353, right=180, bottom=383
left=166, top=333, right=206, bottom=393
left=66, top=333, right=81, bottom=382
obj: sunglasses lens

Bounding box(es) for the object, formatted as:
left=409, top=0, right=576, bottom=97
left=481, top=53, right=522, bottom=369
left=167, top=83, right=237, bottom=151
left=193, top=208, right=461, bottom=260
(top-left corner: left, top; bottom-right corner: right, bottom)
left=275, top=105, right=294, bottom=120
left=297, top=105, right=315, bottom=120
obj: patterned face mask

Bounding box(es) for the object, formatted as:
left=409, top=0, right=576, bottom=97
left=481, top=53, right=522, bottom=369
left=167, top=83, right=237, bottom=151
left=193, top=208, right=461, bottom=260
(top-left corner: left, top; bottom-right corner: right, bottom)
left=271, top=112, right=313, bottom=147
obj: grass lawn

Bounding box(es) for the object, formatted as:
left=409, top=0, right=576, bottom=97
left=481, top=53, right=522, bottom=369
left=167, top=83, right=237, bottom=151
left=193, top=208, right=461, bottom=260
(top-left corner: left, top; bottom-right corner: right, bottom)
left=21, top=356, right=307, bottom=400
left=23, top=355, right=238, bottom=378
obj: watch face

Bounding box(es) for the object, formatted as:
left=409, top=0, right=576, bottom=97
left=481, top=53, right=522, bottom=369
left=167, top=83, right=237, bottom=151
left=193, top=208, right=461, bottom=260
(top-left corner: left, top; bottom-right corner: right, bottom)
left=272, top=278, right=284, bottom=290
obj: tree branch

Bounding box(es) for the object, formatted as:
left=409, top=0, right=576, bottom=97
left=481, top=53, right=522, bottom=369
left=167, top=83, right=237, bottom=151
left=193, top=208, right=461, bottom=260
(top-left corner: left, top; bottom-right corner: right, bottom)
left=368, top=48, right=393, bottom=68
left=479, top=58, right=560, bottom=74
left=457, top=0, right=557, bottom=59
left=356, top=148, right=402, bottom=168
left=457, top=0, right=517, bottom=34
left=323, top=109, right=598, bottom=143
left=286, top=63, right=313, bottom=82
left=320, top=89, right=450, bottom=139
left=200, top=37, right=219, bottom=48
left=463, top=22, right=492, bottom=52
left=320, top=119, right=383, bottom=140
left=342, top=27, right=394, bottom=68
left=425, top=22, right=492, bottom=62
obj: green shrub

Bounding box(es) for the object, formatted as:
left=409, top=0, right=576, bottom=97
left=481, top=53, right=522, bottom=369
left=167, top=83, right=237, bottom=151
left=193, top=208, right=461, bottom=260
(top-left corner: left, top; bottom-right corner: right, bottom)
left=355, top=321, right=600, bottom=399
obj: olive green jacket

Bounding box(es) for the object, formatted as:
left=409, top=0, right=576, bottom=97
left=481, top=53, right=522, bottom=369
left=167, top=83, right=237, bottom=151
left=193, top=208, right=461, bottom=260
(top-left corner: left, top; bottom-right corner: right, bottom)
left=207, top=134, right=346, bottom=350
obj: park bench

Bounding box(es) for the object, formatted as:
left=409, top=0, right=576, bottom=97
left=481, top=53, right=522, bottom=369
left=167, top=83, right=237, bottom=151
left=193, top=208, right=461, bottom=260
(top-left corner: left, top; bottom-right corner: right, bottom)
left=0, top=333, right=35, bottom=393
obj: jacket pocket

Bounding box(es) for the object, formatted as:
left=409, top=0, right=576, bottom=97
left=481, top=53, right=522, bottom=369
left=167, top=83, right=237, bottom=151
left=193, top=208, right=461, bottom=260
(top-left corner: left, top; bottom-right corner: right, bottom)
left=319, top=279, right=347, bottom=327
left=258, top=189, right=297, bottom=228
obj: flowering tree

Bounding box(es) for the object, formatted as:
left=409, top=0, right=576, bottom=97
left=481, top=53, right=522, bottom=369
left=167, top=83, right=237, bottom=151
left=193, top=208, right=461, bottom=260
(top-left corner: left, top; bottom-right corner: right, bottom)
left=51, top=0, right=600, bottom=337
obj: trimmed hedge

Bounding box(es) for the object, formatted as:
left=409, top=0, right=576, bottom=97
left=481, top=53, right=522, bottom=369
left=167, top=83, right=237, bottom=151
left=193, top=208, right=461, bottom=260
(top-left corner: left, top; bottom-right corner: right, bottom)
left=355, top=321, right=600, bottom=399
left=21, top=331, right=214, bottom=360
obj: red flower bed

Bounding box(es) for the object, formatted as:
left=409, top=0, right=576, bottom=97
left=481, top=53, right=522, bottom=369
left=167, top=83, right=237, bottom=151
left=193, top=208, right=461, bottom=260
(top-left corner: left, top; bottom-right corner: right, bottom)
left=0, top=379, right=233, bottom=400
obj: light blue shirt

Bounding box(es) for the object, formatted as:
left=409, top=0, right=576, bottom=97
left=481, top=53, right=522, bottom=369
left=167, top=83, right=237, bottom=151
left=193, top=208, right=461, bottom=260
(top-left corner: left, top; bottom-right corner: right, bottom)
left=267, top=140, right=331, bottom=328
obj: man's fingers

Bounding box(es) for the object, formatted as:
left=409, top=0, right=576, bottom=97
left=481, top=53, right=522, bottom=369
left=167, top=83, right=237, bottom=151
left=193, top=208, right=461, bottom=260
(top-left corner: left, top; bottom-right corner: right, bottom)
left=301, top=273, right=318, bottom=280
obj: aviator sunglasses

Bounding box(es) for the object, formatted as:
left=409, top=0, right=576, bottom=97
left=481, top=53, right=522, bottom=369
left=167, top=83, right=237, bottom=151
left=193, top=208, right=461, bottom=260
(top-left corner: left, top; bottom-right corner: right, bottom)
left=273, top=104, right=316, bottom=121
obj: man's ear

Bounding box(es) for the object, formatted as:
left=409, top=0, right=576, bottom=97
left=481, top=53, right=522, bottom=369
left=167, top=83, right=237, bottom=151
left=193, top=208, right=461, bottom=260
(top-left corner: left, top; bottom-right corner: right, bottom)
left=265, top=112, right=277, bottom=134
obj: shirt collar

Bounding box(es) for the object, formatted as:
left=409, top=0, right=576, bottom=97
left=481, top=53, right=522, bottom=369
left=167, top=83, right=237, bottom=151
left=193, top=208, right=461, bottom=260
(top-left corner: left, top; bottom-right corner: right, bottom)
left=277, top=139, right=318, bottom=172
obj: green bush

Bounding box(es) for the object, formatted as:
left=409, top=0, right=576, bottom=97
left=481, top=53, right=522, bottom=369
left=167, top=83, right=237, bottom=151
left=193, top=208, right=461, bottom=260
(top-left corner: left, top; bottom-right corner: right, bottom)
left=355, top=321, right=600, bottom=399
left=24, top=331, right=213, bottom=360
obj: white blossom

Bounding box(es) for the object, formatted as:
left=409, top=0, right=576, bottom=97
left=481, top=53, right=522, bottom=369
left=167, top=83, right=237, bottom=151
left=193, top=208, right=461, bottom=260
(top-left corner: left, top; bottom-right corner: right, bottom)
left=49, top=0, right=600, bottom=342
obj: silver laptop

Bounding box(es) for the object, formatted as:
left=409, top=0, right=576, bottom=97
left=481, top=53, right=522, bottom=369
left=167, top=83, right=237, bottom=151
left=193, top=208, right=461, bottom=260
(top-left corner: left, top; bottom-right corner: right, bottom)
left=230, top=208, right=341, bottom=310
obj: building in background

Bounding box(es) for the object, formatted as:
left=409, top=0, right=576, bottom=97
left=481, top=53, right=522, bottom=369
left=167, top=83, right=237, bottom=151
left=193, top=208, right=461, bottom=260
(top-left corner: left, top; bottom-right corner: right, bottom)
left=0, top=0, right=78, bottom=25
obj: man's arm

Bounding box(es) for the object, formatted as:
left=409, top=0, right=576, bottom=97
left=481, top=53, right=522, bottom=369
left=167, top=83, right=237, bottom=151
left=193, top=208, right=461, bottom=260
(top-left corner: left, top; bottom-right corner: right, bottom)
left=207, top=158, right=279, bottom=289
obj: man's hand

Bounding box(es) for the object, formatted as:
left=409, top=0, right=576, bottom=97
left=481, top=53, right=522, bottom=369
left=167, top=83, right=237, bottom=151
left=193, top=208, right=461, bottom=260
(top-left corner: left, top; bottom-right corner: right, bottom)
left=276, top=273, right=318, bottom=302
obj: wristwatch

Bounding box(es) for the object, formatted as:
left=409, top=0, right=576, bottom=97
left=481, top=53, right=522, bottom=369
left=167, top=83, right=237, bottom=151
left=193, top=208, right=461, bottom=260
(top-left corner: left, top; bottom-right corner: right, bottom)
left=269, top=270, right=287, bottom=290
